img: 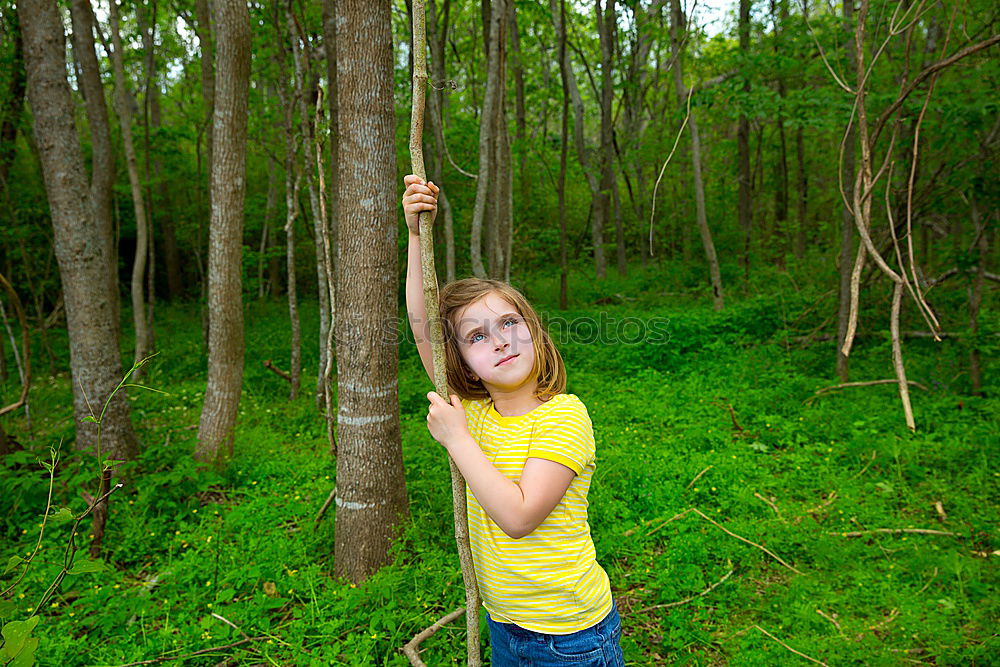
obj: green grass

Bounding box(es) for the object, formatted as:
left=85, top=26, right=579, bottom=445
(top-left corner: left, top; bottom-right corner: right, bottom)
left=1, top=264, right=998, bottom=665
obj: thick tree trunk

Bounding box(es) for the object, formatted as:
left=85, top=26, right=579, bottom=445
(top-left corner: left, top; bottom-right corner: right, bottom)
left=108, top=0, right=153, bottom=369
left=68, top=0, right=119, bottom=336
left=19, top=0, right=139, bottom=460
left=195, top=0, right=250, bottom=466
left=670, top=0, right=723, bottom=310
left=835, top=0, right=857, bottom=383
left=334, top=0, right=409, bottom=583
left=737, top=0, right=752, bottom=279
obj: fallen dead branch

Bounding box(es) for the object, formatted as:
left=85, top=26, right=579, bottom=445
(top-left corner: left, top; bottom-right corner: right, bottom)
left=805, top=492, right=838, bottom=515
left=754, top=625, right=829, bottom=666
left=829, top=528, right=960, bottom=538
left=690, top=508, right=804, bottom=575
left=805, top=379, right=929, bottom=405
left=848, top=451, right=877, bottom=481
left=263, top=359, right=291, bottom=382
left=916, top=567, right=938, bottom=594
left=754, top=492, right=782, bottom=520
left=313, top=485, right=337, bottom=528
left=402, top=607, right=466, bottom=667
left=629, top=508, right=803, bottom=574
left=635, top=568, right=735, bottom=613
left=815, top=608, right=843, bottom=636
left=112, top=636, right=269, bottom=667
left=933, top=501, right=947, bottom=522
left=686, top=465, right=713, bottom=490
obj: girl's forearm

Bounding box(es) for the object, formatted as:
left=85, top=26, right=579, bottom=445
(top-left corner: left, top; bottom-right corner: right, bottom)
left=406, top=233, right=434, bottom=374
left=446, top=434, right=533, bottom=539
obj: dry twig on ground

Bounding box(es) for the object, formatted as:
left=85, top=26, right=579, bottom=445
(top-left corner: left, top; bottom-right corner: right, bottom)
left=401, top=607, right=466, bottom=667
left=635, top=568, right=735, bottom=613
left=754, top=625, right=829, bottom=666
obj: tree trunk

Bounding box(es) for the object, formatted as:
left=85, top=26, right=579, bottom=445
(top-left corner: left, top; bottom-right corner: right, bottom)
left=737, top=0, right=752, bottom=279
left=670, top=0, right=723, bottom=310
left=19, top=0, right=139, bottom=461
left=194, top=0, right=215, bottom=201
left=557, top=0, right=570, bottom=309
left=771, top=0, right=789, bottom=266
left=597, top=0, right=625, bottom=278
left=509, top=1, right=527, bottom=205
left=469, top=0, right=508, bottom=279
left=108, top=0, right=153, bottom=370
left=835, top=0, right=857, bottom=383
left=794, top=124, right=808, bottom=259
left=277, top=7, right=301, bottom=401
left=260, top=153, right=278, bottom=298
left=289, top=13, right=331, bottom=412
left=68, top=0, right=119, bottom=337
left=322, top=0, right=340, bottom=315
left=426, top=0, right=456, bottom=283
left=335, top=0, right=409, bottom=582
left=550, top=0, right=605, bottom=279
left=195, top=0, right=250, bottom=466
left=0, top=6, right=25, bottom=196
left=968, top=196, right=988, bottom=396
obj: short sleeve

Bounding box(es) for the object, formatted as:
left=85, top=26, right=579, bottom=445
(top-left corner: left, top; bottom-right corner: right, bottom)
left=527, top=398, right=595, bottom=475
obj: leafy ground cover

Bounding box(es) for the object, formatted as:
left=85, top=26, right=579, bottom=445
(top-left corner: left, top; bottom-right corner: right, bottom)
left=1, top=263, right=998, bottom=665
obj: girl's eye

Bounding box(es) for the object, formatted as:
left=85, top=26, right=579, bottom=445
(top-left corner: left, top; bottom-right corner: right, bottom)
left=503, top=317, right=518, bottom=328
left=470, top=333, right=486, bottom=343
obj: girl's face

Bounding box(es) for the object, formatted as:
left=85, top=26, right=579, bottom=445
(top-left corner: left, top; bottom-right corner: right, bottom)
left=453, top=292, right=536, bottom=394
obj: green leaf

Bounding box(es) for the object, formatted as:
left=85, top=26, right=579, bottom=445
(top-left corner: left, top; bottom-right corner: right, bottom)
left=66, top=559, right=104, bottom=575
left=3, top=555, right=24, bottom=575
left=0, top=600, right=16, bottom=618
left=10, top=637, right=38, bottom=667
left=81, top=416, right=98, bottom=424
left=0, top=616, right=39, bottom=660
left=101, top=459, right=125, bottom=468
left=50, top=508, right=74, bottom=523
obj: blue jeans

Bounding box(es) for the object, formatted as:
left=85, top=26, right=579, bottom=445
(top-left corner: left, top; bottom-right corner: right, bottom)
left=486, top=602, right=625, bottom=666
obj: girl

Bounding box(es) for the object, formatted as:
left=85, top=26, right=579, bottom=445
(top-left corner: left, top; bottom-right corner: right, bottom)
left=402, top=175, right=624, bottom=666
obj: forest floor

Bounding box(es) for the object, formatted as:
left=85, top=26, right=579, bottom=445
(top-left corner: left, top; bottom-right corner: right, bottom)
left=2, top=265, right=998, bottom=665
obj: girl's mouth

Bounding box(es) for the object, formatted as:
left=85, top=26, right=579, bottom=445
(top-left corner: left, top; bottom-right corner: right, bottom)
left=496, top=354, right=518, bottom=366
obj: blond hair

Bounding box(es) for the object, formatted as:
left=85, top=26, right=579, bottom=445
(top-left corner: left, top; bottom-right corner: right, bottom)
left=438, top=278, right=566, bottom=401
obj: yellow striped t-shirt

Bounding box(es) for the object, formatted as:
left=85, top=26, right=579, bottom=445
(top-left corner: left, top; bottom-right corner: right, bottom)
left=461, top=393, right=613, bottom=634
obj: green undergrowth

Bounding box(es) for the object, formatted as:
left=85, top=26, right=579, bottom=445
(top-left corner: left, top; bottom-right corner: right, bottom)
left=1, top=267, right=998, bottom=665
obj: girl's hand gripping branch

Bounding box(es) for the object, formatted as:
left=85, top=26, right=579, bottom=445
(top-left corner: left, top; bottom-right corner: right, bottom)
left=402, top=175, right=439, bottom=235
left=425, top=392, right=470, bottom=448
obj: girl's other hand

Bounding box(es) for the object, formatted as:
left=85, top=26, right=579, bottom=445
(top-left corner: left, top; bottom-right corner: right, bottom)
left=426, top=392, right=469, bottom=449
left=402, top=175, right=439, bottom=235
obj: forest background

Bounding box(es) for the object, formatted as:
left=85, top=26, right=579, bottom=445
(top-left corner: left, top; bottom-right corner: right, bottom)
left=0, top=0, right=997, bottom=664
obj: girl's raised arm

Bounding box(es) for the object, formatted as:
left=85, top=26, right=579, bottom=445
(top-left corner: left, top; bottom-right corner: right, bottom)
left=402, top=175, right=439, bottom=382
